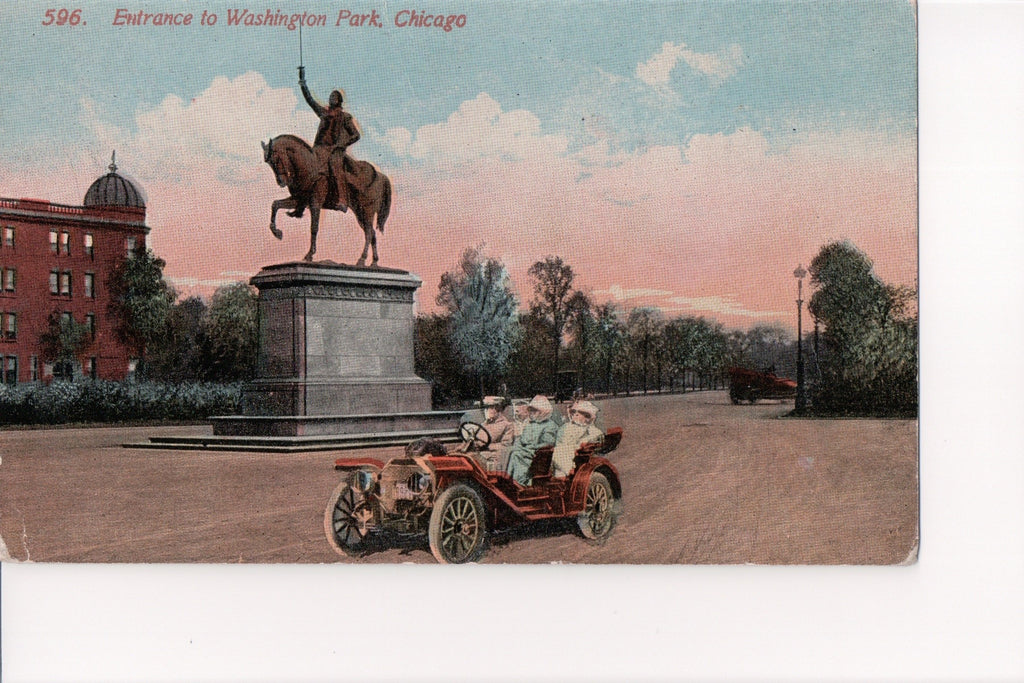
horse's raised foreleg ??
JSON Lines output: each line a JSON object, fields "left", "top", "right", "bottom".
{"left": 270, "top": 197, "right": 296, "bottom": 240}
{"left": 304, "top": 206, "right": 320, "bottom": 262}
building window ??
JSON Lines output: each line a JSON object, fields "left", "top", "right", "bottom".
{"left": 60, "top": 271, "right": 72, "bottom": 296}
{"left": 86, "top": 313, "right": 96, "bottom": 340}
{"left": 86, "top": 357, "right": 97, "bottom": 380}
{"left": 30, "top": 355, "right": 38, "bottom": 382}
{"left": 127, "top": 358, "right": 139, "bottom": 381}
{"left": 4, "top": 227, "right": 13, "bottom": 248}
{"left": 4, "top": 356, "right": 16, "bottom": 384}
{"left": 50, "top": 270, "right": 59, "bottom": 294}
{"left": 126, "top": 236, "right": 137, "bottom": 258}
{"left": 54, "top": 359, "right": 74, "bottom": 381}
{"left": 5, "top": 312, "right": 15, "bottom": 340}
{"left": 50, "top": 230, "right": 58, "bottom": 253}
{"left": 60, "top": 230, "right": 70, "bottom": 255}
{"left": 61, "top": 311, "right": 73, "bottom": 326}
{"left": 84, "top": 233, "right": 94, "bottom": 258}
{"left": 84, "top": 272, "right": 95, "bottom": 298}
{"left": 4, "top": 267, "right": 15, "bottom": 292}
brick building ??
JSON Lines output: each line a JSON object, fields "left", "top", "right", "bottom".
{"left": 0, "top": 154, "right": 149, "bottom": 383}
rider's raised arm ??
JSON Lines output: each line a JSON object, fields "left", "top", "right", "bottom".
{"left": 299, "top": 70, "right": 325, "bottom": 117}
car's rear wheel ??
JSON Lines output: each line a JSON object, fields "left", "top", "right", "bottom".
{"left": 428, "top": 483, "right": 488, "bottom": 564}
{"left": 577, "top": 472, "right": 619, "bottom": 543}
{"left": 324, "top": 476, "right": 374, "bottom": 557}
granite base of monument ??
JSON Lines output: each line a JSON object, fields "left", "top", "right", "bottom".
{"left": 130, "top": 261, "right": 462, "bottom": 452}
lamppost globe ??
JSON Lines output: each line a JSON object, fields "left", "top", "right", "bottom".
{"left": 794, "top": 264, "right": 807, "bottom": 413}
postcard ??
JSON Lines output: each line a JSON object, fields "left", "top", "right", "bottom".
{"left": 0, "top": 0, "right": 917, "bottom": 565}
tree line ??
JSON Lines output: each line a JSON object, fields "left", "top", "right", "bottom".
{"left": 69, "top": 240, "right": 916, "bottom": 417}
{"left": 418, "top": 242, "right": 917, "bottom": 417}
{"left": 415, "top": 246, "right": 797, "bottom": 408}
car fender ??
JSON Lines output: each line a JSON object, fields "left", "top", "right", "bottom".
{"left": 568, "top": 457, "right": 622, "bottom": 511}
{"left": 425, "top": 455, "right": 527, "bottom": 521}
{"left": 334, "top": 456, "right": 386, "bottom": 471}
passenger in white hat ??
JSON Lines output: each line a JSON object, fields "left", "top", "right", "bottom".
{"left": 505, "top": 395, "right": 558, "bottom": 485}
{"left": 551, "top": 400, "right": 604, "bottom": 477}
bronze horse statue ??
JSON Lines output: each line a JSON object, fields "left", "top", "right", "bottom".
{"left": 261, "top": 134, "right": 392, "bottom": 265}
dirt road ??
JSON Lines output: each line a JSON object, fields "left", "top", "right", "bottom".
{"left": 0, "top": 391, "right": 917, "bottom": 564}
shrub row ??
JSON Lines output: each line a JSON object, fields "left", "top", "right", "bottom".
{"left": 0, "top": 380, "right": 242, "bottom": 426}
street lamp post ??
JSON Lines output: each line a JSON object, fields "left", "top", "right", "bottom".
{"left": 794, "top": 264, "right": 807, "bottom": 413}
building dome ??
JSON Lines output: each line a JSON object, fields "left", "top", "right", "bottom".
{"left": 83, "top": 151, "right": 146, "bottom": 209}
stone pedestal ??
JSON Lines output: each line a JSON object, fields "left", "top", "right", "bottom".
{"left": 207, "top": 261, "right": 459, "bottom": 441}
{"left": 239, "top": 261, "right": 432, "bottom": 417}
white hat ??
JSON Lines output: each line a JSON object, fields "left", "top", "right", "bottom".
{"left": 481, "top": 396, "right": 505, "bottom": 408}
{"left": 527, "top": 395, "right": 553, "bottom": 420}
{"left": 571, "top": 400, "right": 598, "bottom": 417}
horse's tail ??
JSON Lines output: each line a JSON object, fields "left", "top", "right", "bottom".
{"left": 376, "top": 175, "right": 392, "bottom": 233}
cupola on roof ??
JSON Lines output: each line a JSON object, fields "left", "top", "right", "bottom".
{"left": 83, "top": 151, "right": 146, "bottom": 209}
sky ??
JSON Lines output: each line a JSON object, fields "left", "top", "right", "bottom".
{"left": 0, "top": 0, "right": 917, "bottom": 332}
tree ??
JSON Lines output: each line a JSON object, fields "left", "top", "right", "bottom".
{"left": 527, "top": 256, "right": 576, "bottom": 395}
{"left": 415, "top": 313, "right": 477, "bottom": 407}
{"left": 565, "top": 291, "right": 595, "bottom": 394}
{"left": 624, "top": 307, "right": 664, "bottom": 393}
{"left": 808, "top": 240, "right": 918, "bottom": 415}
{"left": 663, "top": 315, "right": 726, "bottom": 390}
{"left": 593, "top": 303, "right": 624, "bottom": 395}
{"left": 106, "top": 248, "right": 176, "bottom": 365}
{"left": 437, "top": 247, "right": 521, "bottom": 401}
{"left": 202, "top": 282, "right": 259, "bottom": 381}
{"left": 38, "top": 311, "right": 91, "bottom": 379}
{"left": 146, "top": 296, "right": 208, "bottom": 381}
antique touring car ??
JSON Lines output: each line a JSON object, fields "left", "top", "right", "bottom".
{"left": 324, "top": 422, "right": 623, "bottom": 563}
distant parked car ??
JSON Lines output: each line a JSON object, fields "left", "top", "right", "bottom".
{"left": 728, "top": 366, "right": 797, "bottom": 404}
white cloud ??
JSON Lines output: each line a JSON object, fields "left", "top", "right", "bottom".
{"left": 666, "top": 295, "right": 783, "bottom": 319}
{"left": 636, "top": 41, "right": 744, "bottom": 94}
{"left": 385, "top": 93, "right": 569, "bottom": 168}
{"left": 80, "top": 71, "right": 318, "bottom": 185}
{"left": 597, "top": 284, "right": 674, "bottom": 301}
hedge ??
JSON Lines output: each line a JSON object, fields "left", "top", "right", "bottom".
{"left": 0, "top": 380, "right": 242, "bottom": 426}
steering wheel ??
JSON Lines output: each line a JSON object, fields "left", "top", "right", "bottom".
{"left": 459, "top": 421, "right": 492, "bottom": 451}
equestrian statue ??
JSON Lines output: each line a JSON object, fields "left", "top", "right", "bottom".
{"left": 263, "top": 65, "right": 392, "bottom": 265}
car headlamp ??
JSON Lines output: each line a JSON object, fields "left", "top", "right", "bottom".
{"left": 354, "top": 470, "right": 376, "bottom": 493}
{"left": 407, "top": 472, "right": 431, "bottom": 494}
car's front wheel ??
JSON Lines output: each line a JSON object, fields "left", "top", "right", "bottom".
{"left": 577, "top": 472, "right": 619, "bottom": 543}
{"left": 428, "top": 483, "right": 488, "bottom": 564}
{"left": 324, "top": 476, "right": 375, "bottom": 557}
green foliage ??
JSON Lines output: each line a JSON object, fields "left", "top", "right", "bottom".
{"left": 624, "top": 307, "right": 665, "bottom": 393}
{"left": 38, "top": 311, "right": 92, "bottom": 365}
{"left": 527, "top": 256, "right": 577, "bottom": 393}
{"left": 106, "top": 248, "right": 177, "bottom": 358}
{"left": 437, "top": 247, "right": 520, "bottom": 397}
{"left": 0, "top": 380, "right": 241, "bottom": 426}
{"left": 414, "top": 313, "right": 478, "bottom": 408}
{"left": 146, "top": 296, "right": 208, "bottom": 381}
{"left": 145, "top": 284, "right": 258, "bottom": 383}
{"left": 808, "top": 240, "right": 918, "bottom": 415}
{"left": 203, "top": 283, "right": 258, "bottom": 381}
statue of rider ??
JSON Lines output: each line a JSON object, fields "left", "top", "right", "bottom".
{"left": 296, "top": 66, "right": 362, "bottom": 215}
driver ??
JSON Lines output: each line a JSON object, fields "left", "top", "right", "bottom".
{"left": 475, "top": 396, "right": 515, "bottom": 471}
{"left": 551, "top": 400, "right": 604, "bottom": 477}
{"left": 505, "top": 395, "right": 558, "bottom": 485}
